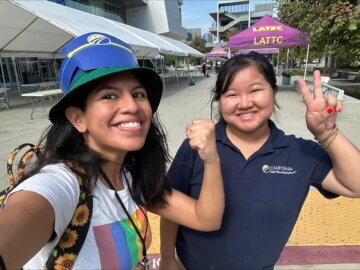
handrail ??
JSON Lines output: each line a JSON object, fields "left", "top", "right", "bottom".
{"left": 322, "top": 83, "right": 344, "bottom": 101}
{"left": 304, "top": 80, "right": 344, "bottom": 101}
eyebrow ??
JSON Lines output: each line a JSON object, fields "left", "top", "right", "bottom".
{"left": 96, "top": 83, "right": 145, "bottom": 92}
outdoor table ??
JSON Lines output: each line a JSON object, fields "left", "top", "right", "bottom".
{"left": 21, "top": 89, "right": 63, "bottom": 119}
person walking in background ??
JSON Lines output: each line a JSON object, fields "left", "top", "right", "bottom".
{"left": 202, "top": 61, "right": 207, "bottom": 77}
{"left": 0, "top": 32, "right": 224, "bottom": 270}
{"left": 160, "top": 52, "right": 360, "bottom": 270}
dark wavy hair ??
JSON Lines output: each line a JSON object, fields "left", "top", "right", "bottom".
{"left": 210, "top": 52, "right": 279, "bottom": 119}
{"left": 24, "top": 73, "right": 171, "bottom": 208}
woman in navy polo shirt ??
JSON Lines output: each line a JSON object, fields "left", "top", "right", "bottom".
{"left": 160, "top": 52, "right": 360, "bottom": 270}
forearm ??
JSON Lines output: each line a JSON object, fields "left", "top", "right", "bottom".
{"left": 160, "top": 218, "right": 179, "bottom": 259}
{"left": 0, "top": 192, "right": 55, "bottom": 269}
{"left": 194, "top": 158, "right": 224, "bottom": 230}
{"left": 152, "top": 158, "right": 223, "bottom": 231}
{"left": 325, "top": 131, "right": 360, "bottom": 196}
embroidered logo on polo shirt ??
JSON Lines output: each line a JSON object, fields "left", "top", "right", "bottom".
{"left": 262, "top": 164, "right": 297, "bottom": 174}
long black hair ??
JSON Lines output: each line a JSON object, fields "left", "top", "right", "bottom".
{"left": 24, "top": 73, "right": 171, "bottom": 208}
{"left": 210, "top": 52, "right": 279, "bottom": 119}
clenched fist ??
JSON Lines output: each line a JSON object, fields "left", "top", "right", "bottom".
{"left": 186, "top": 119, "right": 219, "bottom": 163}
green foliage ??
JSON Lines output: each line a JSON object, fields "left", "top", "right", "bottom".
{"left": 275, "top": 0, "right": 360, "bottom": 67}
{"left": 189, "top": 36, "right": 207, "bottom": 53}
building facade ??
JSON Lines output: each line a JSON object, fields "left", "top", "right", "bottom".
{"left": 186, "top": 28, "right": 202, "bottom": 42}
{"left": 209, "top": 0, "right": 275, "bottom": 44}
{"left": 52, "top": 0, "right": 186, "bottom": 40}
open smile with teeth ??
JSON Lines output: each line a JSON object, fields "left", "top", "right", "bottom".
{"left": 117, "top": 121, "right": 141, "bottom": 128}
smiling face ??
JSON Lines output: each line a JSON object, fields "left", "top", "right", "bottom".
{"left": 65, "top": 71, "right": 152, "bottom": 162}
{"left": 219, "top": 65, "right": 275, "bottom": 136}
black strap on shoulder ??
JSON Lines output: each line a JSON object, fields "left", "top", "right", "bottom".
{"left": 45, "top": 164, "right": 93, "bottom": 269}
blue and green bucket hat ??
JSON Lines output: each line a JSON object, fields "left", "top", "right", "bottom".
{"left": 49, "top": 32, "right": 163, "bottom": 122}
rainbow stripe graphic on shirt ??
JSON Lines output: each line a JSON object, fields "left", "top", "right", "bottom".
{"left": 93, "top": 208, "right": 151, "bottom": 270}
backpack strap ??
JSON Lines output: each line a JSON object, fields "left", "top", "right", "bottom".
{"left": 1, "top": 143, "right": 41, "bottom": 208}
{"left": 45, "top": 164, "right": 93, "bottom": 270}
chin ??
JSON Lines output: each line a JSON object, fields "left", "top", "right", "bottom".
{"left": 121, "top": 141, "right": 146, "bottom": 152}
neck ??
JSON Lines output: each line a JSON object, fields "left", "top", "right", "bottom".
{"left": 226, "top": 122, "right": 270, "bottom": 159}
{"left": 101, "top": 162, "right": 124, "bottom": 191}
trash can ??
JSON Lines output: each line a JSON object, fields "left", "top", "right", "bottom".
{"left": 282, "top": 72, "right": 291, "bottom": 85}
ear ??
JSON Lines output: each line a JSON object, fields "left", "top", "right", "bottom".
{"left": 65, "top": 106, "right": 88, "bottom": 133}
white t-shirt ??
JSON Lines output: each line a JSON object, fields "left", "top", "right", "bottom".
{"left": 6, "top": 163, "right": 151, "bottom": 270}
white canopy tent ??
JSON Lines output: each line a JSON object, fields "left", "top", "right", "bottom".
{"left": 0, "top": 0, "right": 203, "bottom": 91}
{"left": 0, "top": 0, "right": 201, "bottom": 58}
{"left": 161, "top": 36, "right": 204, "bottom": 58}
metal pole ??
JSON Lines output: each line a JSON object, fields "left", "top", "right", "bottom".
{"left": 0, "top": 55, "right": 6, "bottom": 88}
{"left": 160, "top": 54, "right": 165, "bottom": 92}
{"left": 286, "top": 48, "right": 290, "bottom": 72}
{"left": 303, "top": 44, "right": 310, "bottom": 80}
{"left": 216, "top": 2, "right": 220, "bottom": 44}
{"left": 277, "top": 50, "right": 280, "bottom": 75}
{"left": 248, "top": 0, "right": 251, "bottom": 27}
{"left": 11, "top": 57, "right": 21, "bottom": 95}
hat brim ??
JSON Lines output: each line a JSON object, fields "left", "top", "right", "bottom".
{"left": 49, "top": 66, "right": 163, "bottom": 122}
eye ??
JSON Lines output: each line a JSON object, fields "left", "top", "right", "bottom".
{"left": 103, "top": 94, "right": 117, "bottom": 100}
{"left": 251, "top": 88, "right": 262, "bottom": 93}
{"left": 224, "top": 92, "right": 236, "bottom": 98}
{"left": 133, "top": 89, "right": 148, "bottom": 99}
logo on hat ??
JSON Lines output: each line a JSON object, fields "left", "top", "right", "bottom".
{"left": 67, "top": 33, "right": 132, "bottom": 58}
{"left": 87, "top": 34, "right": 110, "bottom": 45}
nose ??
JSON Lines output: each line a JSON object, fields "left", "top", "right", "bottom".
{"left": 236, "top": 94, "right": 253, "bottom": 109}
{"left": 118, "top": 92, "right": 139, "bottom": 114}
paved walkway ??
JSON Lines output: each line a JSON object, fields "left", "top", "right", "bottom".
{"left": 0, "top": 74, "right": 359, "bottom": 269}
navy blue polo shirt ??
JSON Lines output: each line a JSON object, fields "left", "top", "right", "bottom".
{"left": 167, "top": 119, "right": 335, "bottom": 270}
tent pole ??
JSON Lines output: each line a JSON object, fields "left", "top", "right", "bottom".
{"left": 0, "top": 55, "right": 6, "bottom": 88}
{"left": 286, "top": 48, "right": 290, "bottom": 72}
{"left": 176, "top": 56, "right": 179, "bottom": 89}
{"left": 248, "top": 0, "right": 251, "bottom": 27}
{"left": 11, "top": 57, "right": 21, "bottom": 95}
{"left": 216, "top": 3, "right": 220, "bottom": 44}
{"left": 160, "top": 54, "right": 166, "bottom": 93}
{"left": 303, "top": 44, "right": 310, "bottom": 80}
{"left": 53, "top": 54, "right": 58, "bottom": 82}
{"left": 277, "top": 50, "right": 280, "bottom": 76}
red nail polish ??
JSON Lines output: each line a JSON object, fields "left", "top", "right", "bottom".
{"left": 326, "top": 107, "right": 334, "bottom": 114}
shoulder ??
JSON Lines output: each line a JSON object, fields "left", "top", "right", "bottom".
{"left": 8, "top": 163, "right": 80, "bottom": 211}
{"left": 269, "top": 121, "right": 319, "bottom": 150}
{"left": 16, "top": 163, "right": 79, "bottom": 192}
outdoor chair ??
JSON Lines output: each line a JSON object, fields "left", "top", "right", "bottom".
{"left": 0, "top": 87, "right": 10, "bottom": 110}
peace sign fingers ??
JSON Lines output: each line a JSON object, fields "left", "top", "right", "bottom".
{"left": 312, "top": 70, "right": 324, "bottom": 100}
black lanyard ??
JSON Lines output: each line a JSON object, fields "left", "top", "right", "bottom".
{"left": 0, "top": 254, "right": 6, "bottom": 270}
{"left": 99, "top": 169, "right": 150, "bottom": 270}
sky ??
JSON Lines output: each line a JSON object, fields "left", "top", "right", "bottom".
{"left": 182, "top": 0, "right": 276, "bottom": 35}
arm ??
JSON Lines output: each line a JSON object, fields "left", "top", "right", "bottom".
{"left": 0, "top": 191, "right": 54, "bottom": 269}
{"left": 159, "top": 218, "right": 180, "bottom": 270}
{"left": 299, "top": 70, "right": 360, "bottom": 198}
{"left": 150, "top": 119, "right": 224, "bottom": 231}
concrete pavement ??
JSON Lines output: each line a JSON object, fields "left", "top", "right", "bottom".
{"left": 0, "top": 73, "right": 359, "bottom": 269}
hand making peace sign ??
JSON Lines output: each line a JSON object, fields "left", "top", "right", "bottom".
{"left": 298, "top": 70, "right": 343, "bottom": 142}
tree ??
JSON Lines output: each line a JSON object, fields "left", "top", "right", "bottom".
{"left": 275, "top": 0, "right": 360, "bottom": 70}
{"left": 189, "top": 36, "right": 207, "bottom": 53}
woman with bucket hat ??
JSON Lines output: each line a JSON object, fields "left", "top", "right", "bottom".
{"left": 0, "top": 32, "right": 224, "bottom": 270}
